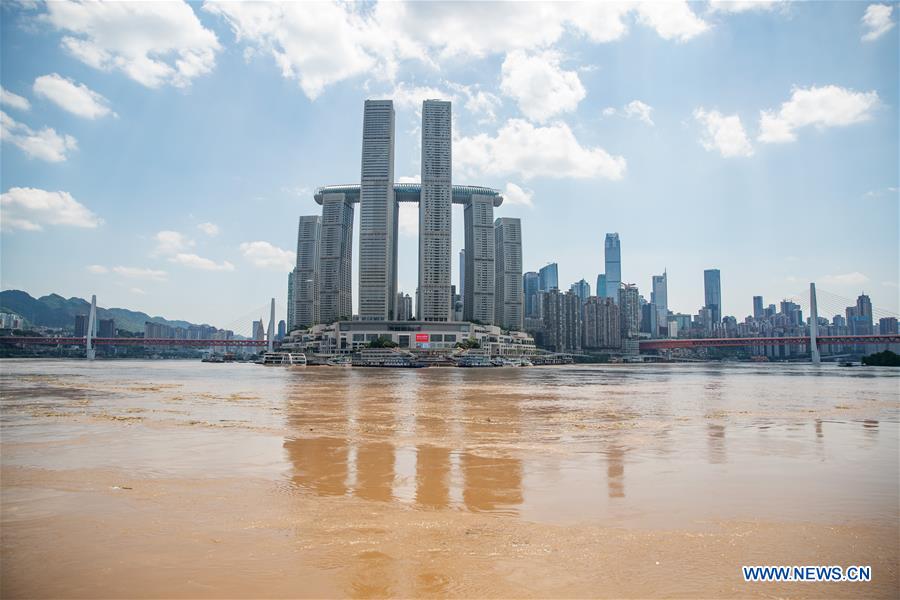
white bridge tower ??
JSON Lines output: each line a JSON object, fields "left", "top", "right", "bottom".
{"left": 809, "top": 282, "right": 821, "bottom": 364}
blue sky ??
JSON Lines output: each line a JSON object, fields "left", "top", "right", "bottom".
{"left": 1, "top": 1, "right": 897, "bottom": 330}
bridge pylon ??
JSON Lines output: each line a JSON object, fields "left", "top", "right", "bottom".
{"left": 86, "top": 294, "right": 97, "bottom": 361}
{"left": 809, "top": 282, "right": 820, "bottom": 364}
{"left": 266, "top": 298, "right": 275, "bottom": 353}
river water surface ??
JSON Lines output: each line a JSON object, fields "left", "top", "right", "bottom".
{"left": 1, "top": 360, "right": 898, "bottom": 598}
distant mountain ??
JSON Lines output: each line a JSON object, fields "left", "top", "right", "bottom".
{"left": 0, "top": 290, "right": 215, "bottom": 334}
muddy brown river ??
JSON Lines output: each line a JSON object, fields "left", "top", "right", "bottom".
{"left": 1, "top": 359, "right": 898, "bottom": 598}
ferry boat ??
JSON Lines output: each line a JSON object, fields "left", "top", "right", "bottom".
{"left": 326, "top": 355, "right": 352, "bottom": 367}
{"left": 352, "top": 348, "right": 426, "bottom": 368}
{"left": 457, "top": 355, "right": 495, "bottom": 368}
{"left": 201, "top": 354, "right": 225, "bottom": 363}
{"left": 260, "top": 351, "right": 307, "bottom": 366}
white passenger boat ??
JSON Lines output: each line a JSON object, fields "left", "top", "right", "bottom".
{"left": 260, "top": 352, "right": 307, "bottom": 366}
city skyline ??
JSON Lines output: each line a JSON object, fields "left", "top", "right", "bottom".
{"left": 1, "top": 1, "right": 897, "bottom": 329}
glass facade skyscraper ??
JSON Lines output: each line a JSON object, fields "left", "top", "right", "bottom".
{"left": 538, "top": 263, "right": 558, "bottom": 291}
{"left": 703, "top": 269, "right": 722, "bottom": 324}
{"left": 419, "top": 100, "right": 452, "bottom": 321}
{"left": 604, "top": 233, "right": 621, "bottom": 302}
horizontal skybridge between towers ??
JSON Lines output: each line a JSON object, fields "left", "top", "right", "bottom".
{"left": 314, "top": 183, "right": 504, "bottom": 206}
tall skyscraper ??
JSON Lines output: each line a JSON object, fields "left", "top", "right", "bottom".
{"left": 523, "top": 271, "right": 539, "bottom": 318}
{"left": 286, "top": 271, "right": 295, "bottom": 331}
{"left": 494, "top": 217, "right": 523, "bottom": 331}
{"left": 619, "top": 283, "right": 640, "bottom": 338}
{"left": 459, "top": 249, "right": 466, "bottom": 300}
{"left": 604, "top": 233, "right": 621, "bottom": 302}
{"left": 596, "top": 274, "right": 607, "bottom": 299}
{"left": 538, "top": 263, "right": 558, "bottom": 291}
{"left": 464, "top": 194, "right": 495, "bottom": 324}
{"left": 651, "top": 272, "right": 668, "bottom": 336}
{"left": 294, "top": 215, "right": 321, "bottom": 328}
{"left": 540, "top": 289, "right": 582, "bottom": 353}
{"left": 752, "top": 296, "right": 764, "bottom": 320}
{"left": 569, "top": 279, "right": 590, "bottom": 303}
{"left": 359, "top": 99, "right": 397, "bottom": 320}
{"left": 419, "top": 99, "right": 452, "bottom": 321}
{"left": 703, "top": 269, "right": 721, "bottom": 323}
{"left": 583, "top": 296, "right": 620, "bottom": 349}
{"left": 318, "top": 191, "right": 354, "bottom": 323}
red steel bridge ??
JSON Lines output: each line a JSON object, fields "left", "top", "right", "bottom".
{"left": 639, "top": 334, "right": 900, "bottom": 350}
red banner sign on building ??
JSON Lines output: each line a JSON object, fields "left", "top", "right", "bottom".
{"left": 415, "top": 333, "right": 429, "bottom": 343}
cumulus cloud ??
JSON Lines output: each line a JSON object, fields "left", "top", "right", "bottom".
{"left": 1, "top": 187, "right": 102, "bottom": 231}
{"left": 1, "top": 110, "right": 77, "bottom": 162}
{"left": 153, "top": 230, "right": 194, "bottom": 256}
{"left": 707, "top": 1, "right": 784, "bottom": 14}
{"left": 605, "top": 100, "right": 655, "bottom": 125}
{"left": 758, "top": 85, "right": 880, "bottom": 143}
{"left": 500, "top": 50, "right": 585, "bottom": 122}
{"left": 170, "top": 253, "right": 234, "bottom": 271}
{"left": 41, "top": 0, "right": 220, "bottom": 88}
{"left": 390, "top": 81, "right": 500, "bottom": 123}
{"left": 86, "top": 264, "right": 108, "bottom": 274}
{"left": 33, "top": 73, "right": 113, "bottom": 119}
{"left": 455, "top": 119, "right": 626, "bottom": 180}
{"left": 861, "top": 4, "right": 895, "bottom": 41}
{"left": 635, "top": 2, "right": 710, "bottom": 42}
{"left": 0, "top": 86, "right": 30, "bottom": 111}
{"left": 239, "top": 241, "right": 294, "bottom": 270}
{"left": 111, "top": 266, "right": 168, "bottom": 281}
{"left": 197, "top": 222, "right": 220, "bottom": 236}
{"left": 206, "top": 1, "right": 709, "bottom": 99}
{"left": 820, "top": 272, "right": 870, "bottom": 286}
{"left": 693, "top": 108, "right": 754, "bottom": 157}
{"left": 503, "top": 182, "right": 535, "bottom": 208}
{"left": 129, "top": 287, "right": 147, "bottom": 295}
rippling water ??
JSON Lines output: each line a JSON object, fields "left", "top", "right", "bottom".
{"left": 2, "top": 360, "right": 898, "bottom": 598}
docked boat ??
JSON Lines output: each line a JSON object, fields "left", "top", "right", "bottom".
{"left": 326, "top": 355, "right": 352, "bottom": 367}
{"left": 352, "top": 348, "right": 426, "bottom": 368}
{"left": 260, "top": 351, "right": 307, "bottom": 366}
{"left": 201, "top": 354, "right": 224, "bottom": 363}
{"left": 457, "top": 355, "right": 495, "bottom": 368}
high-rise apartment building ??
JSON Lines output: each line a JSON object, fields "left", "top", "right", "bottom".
{"left": 538, "top": 263, "right": 558, "bottom": 291}
{"left": 569, "top": 279, "right": 591, "bottom": 303}
{"left": 619, "top": 284, "right": 640, "bottom": 338}
{"left": 396, "top": 292, "right": 413, "bottom": 321}
{"left": 597, "top": 274, "right": 607, "bottom": 299}
{"left": 294, "top": 215, "right": 321, "bottom": 328}
{"left": 419, "top": 100, "right": 453, "bottom": 321}
{"left": 463, "top": 194, "right": 495, "bottom": 324}
{"left": 583, "top": 296, "right": 620, "bottom": 349}
{"left": 494, "top": 217, "right": 523, "bottom": 331}
{"left": 459, "top": 249, "right": 466, "bottom": 300}
{"left": 98, "top": 318, "right": 115, "bottom": 338}
{"left": 703, "top": 269, "right": 722, "bottom": 324}
{"left": 540, "top": 289, "right": 582, "bottom": 353}
{"left": 523, "top": 271, "right": 539, "bottom": 318}
{"left": 753, "top": 295, "right": 764, "bottom": 320}
{"left": 359, "top": 99, "right": 397, "bottom": 320}
{"left": 318, "top": 191, "right": 354, "bottom": 323}
{"left": 605, "top": 233, "right": 621, "bottom": 302}
{"left": 651, "top": 272, "right": 668, "bottom": 336}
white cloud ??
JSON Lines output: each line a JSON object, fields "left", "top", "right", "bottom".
{"left": 397, "top": 175, "right": 421, "bottom": 184}
{"left": 0, "top": 86, "right": 30, "bottom": 111}
{"left": 1, "top": 187, "right": 102, "bottom": 231}
{"left": 707, "top": 1, "right": 784, "bottom": 14}
{"left": 500, "top": 50, "right": 585, "bottom": 122}
{"left": 33, "top": 73, "right": 113, "bottom": 119}
{"left": 153, "top": 230, "right": 194, "bottom": 256}
{"left": 820, "top": 272, "right": 870, "bottom": 286}
{"left": 170, "top": 253, "right": 234, "bottom": 271}
{"left": 882, "top": 281, "right": 899, "bottom": 289}
{"left": 111, "top": 266, "right": 168, "bottom": 281}
{"left": 693, "top": 108, "right": 754, "bottom": 157}
{"left": 42, "top": 0, "right": 220, "bottom": 88}
{"left": 197, "top": 222, "right": 220, "bottom": 236}
{"left": 862, "top": 4, "right": 895, "bottom": 42}
{"left": 129, "top": 287, "right": 147, "bottom": 295}
{"left": 390, "top": 81, "right": 501, "bottom": 124}
{"left": 86, "top": 264, "right": 108, "bottom": 274}
{"left": 1, "top": 110, "right": 77, "bottom": 162}
{"left": 602, "top": 106, "right": 618, "bottom": 117}
{"left": 398, "top": 203, "right": 418, "bottom": 237}
{"left": 455, "top": 119, "right": 626, "bottom": 180}
{"left": 239, "top": 241, "right": 294, "bottom": 270}
{"left": 758, "top": 85, "right": 880, "bottom": 143}
{"left": 635, "top": 2, "right": 710, "bottom": 42}
{"left": 623, "top": 100, "right": 654, "bottom": 125}
{"left": 206, "top": 2, "right": 708, "bottom": 100}
{"left": 503, "top": 182, "right": 535, "bottom": 208}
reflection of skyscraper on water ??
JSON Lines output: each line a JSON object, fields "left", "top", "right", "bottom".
{"left": 605, "top": 444, "right": 625, "bottom": 498}
{"left": 415, "top": 373, "right": 452, "bottom": 509}
{"left": 285, "top": 436, "right": 349, "bottom": 496}
{"left": 353, "top": 374, "right": 399, "bottom": 502}
{"left": 707, "top": 423, "right": 726, "bottom": 464}
{"left": 460, "top": 379, "right": 523, "bottom": 513}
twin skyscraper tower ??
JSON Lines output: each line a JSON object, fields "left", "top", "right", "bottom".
{"left": 289, "top": 99, "right": 523, "bottom": 332}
